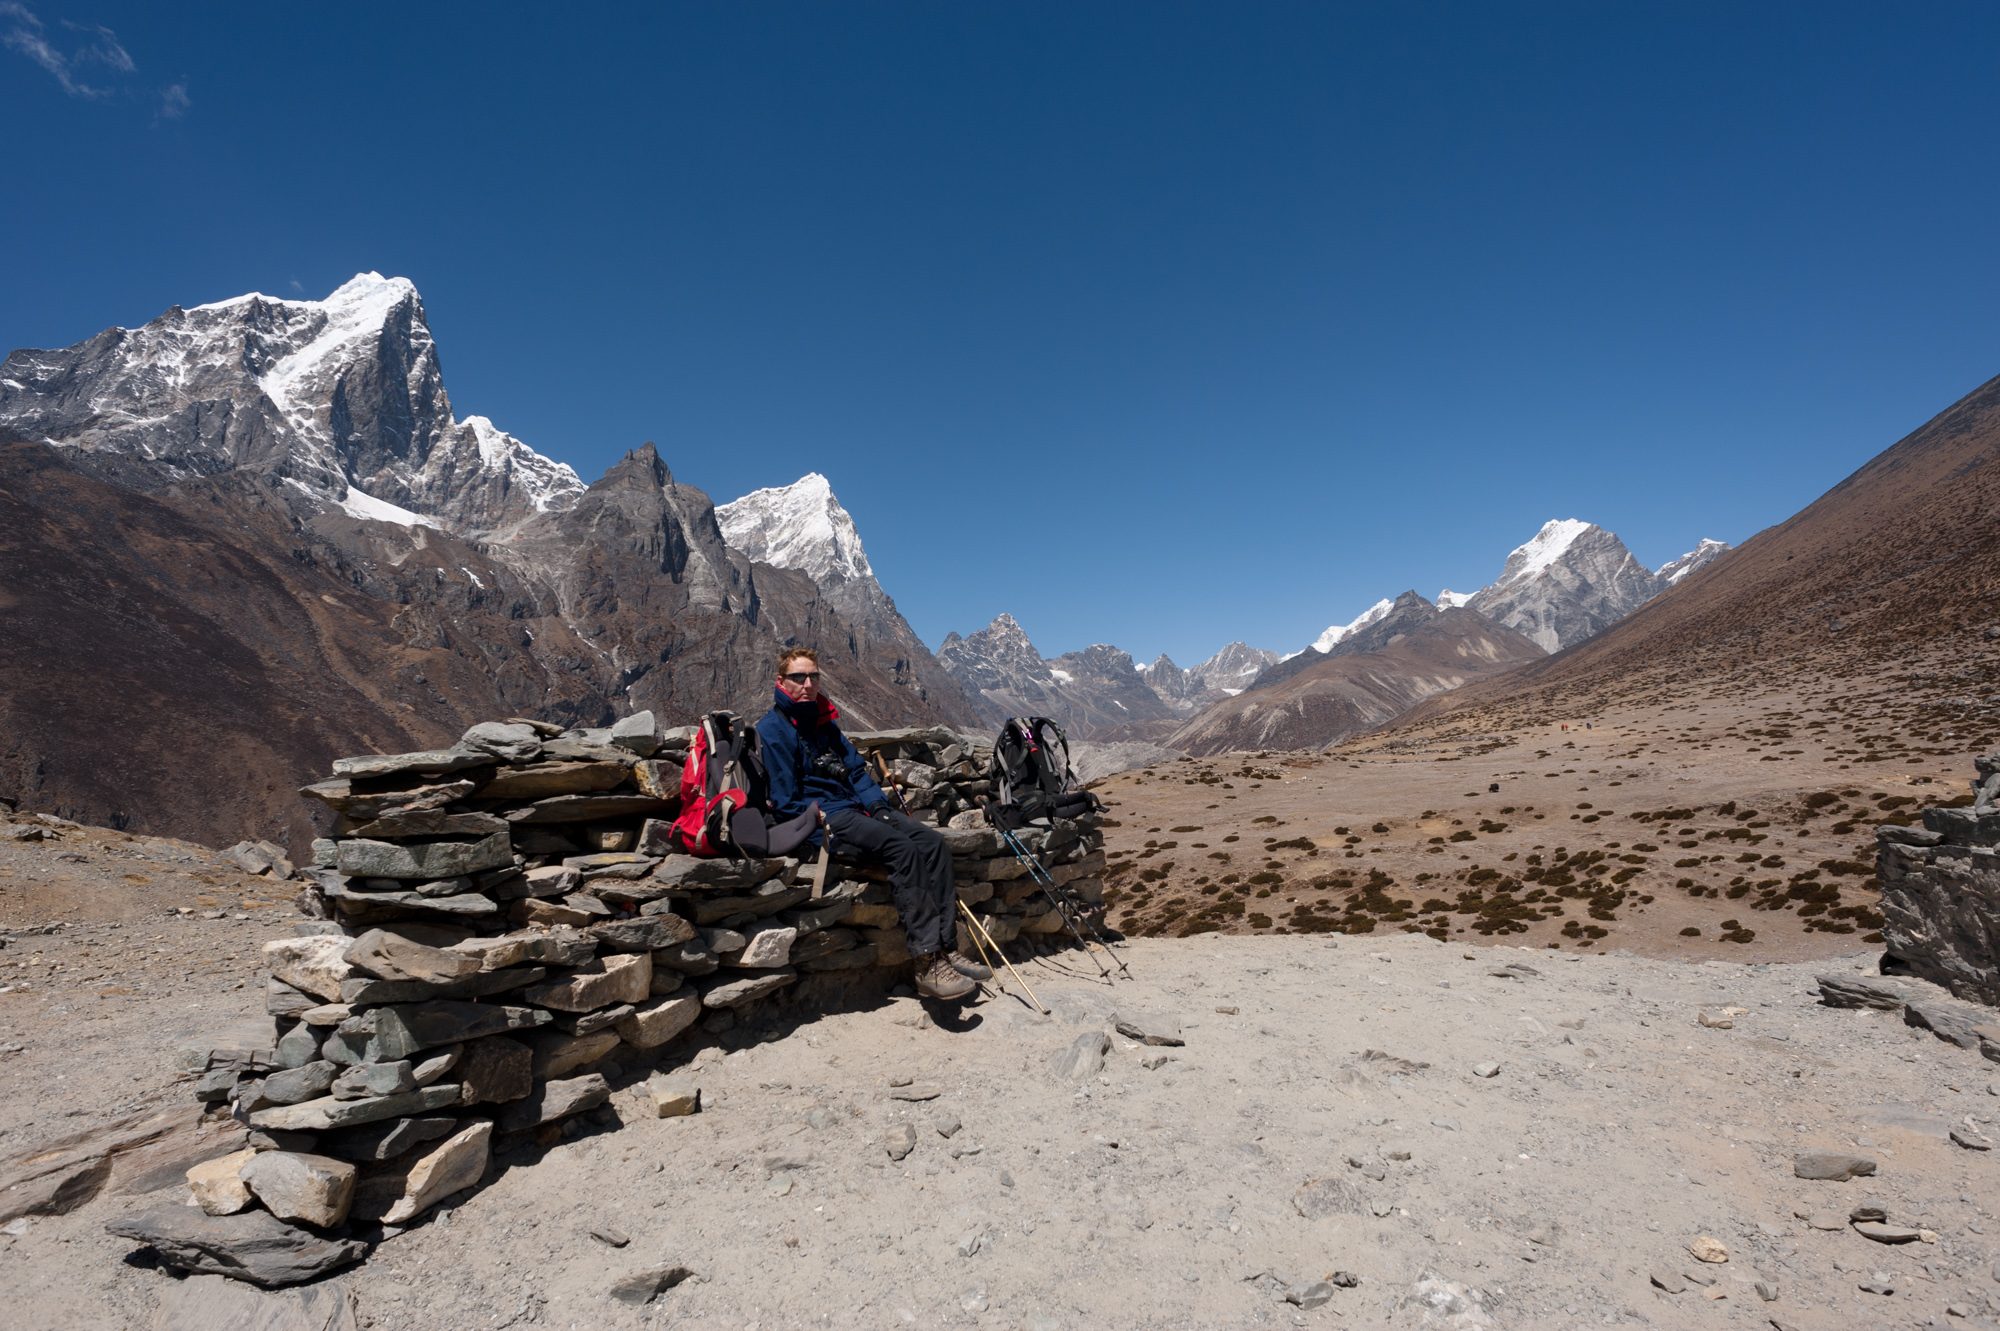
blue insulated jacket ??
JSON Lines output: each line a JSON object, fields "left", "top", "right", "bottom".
{"left": 756, "top": 689, "right": 887, "bottom": 833}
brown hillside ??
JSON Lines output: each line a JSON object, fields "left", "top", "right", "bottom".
{"left": 1096, "top": 371, "right": 1998, "bottom": 960}
{"left": 1372, "top": 370, "right": 2000, "bottom": 751}
{"left": 1169, "top": 604, "right": 1545, "bottom": 755}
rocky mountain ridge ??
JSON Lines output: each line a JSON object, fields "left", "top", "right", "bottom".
{"left": 936, "top": 616, "right": 1180, "bottom": 741}
{"left": 1301, "top": 521, "right": 1730, "bottom": 661}
{"left": 1169, "top": 597, "right": 1546, "bottom": 754}
{"left": 945, "top": 521, "right": 1727, "bottom": 751}
{"left": 0, "top": 273, "right": 586, "bottom": 535}
{"left": 0, "top": 276, "right": 975, "bottom": 846}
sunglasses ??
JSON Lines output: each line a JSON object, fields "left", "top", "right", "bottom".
{"left": 782, "top": 671, "right": 822, "bottom": 683}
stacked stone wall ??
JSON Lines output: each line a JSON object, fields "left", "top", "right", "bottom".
{"left": 170, "top": 711, "right": 1104, "bottom": 1281}
{"left": 1877, "top": 752, "right": 2000, "bottom": 1007}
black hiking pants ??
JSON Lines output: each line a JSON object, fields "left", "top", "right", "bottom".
{"left": 825, "top": 807, "right": 956, "bottom": 956}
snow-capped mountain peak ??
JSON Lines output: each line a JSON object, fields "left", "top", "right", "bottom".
{"left": 460, "top": 415, "right": 586, "bottom": 515}
{"left": 716, "top": 472, "right": 875, "bottom": 585}
{"left": 1436, "top": 588, "right": 1473, "bottom": 609}
{"left": 1466, "top": 518, "right": 1660, "bottom": 653}
{"left": 1309, "top": 597, "right": 1396, "bottom": 654}
{"left": 0, "top": 272, "right": 585, "bottom": 532}
{"left": 1657, "top": 537, "right": 1731, "bottom": 585}
{"left": 1496, "top": 518, "right": 1597, "bottom": 585}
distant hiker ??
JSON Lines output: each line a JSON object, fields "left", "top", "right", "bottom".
{"left": 756, "top": 648, "right": 990, "bottom": 1002}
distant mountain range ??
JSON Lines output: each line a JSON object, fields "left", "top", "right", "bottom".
{"left": 0, "top": 271, "right": 1762, "bottom": 846}
{"left": 1169, "top": 593, "right": 1547, "bottom": 755}
{"left": 933, "top": 519, "right": 1730, "bottom": 751}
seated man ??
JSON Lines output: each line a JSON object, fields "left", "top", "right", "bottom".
{"left": 756, "top": 648, "right": 990, "bottom": 1001}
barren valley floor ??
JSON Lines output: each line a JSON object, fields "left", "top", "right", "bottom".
{"left": 1, "top": 747, "right": 1997, "bottom": 1329}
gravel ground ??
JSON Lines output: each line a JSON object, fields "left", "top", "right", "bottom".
{"left": 3, "top": 861, "right": 1997, "bottom": 1331}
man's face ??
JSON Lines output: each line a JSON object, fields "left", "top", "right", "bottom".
{"left": 777, "top": 656, "right": 822, "bottom": 703}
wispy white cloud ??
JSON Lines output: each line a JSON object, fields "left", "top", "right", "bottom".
{"left": 2, "top": 2, "right": 109, "bottom": 97}
{"left": 64, "top": 19, "right": 134, "bottom": 74}
{"left": 3, "top": 3, "right": 184, "bottom": 116}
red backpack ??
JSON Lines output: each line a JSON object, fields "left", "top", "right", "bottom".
{"left": 672, "top": 712, "right": 817, "bottom": 858}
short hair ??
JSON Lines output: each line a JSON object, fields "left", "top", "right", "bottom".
{"left": 777, "top": 646, "right": 820, "bottom": 675}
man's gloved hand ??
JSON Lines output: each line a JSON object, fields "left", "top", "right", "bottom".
{"left": 864, "top": 801, "right": 890, "bottom": 816}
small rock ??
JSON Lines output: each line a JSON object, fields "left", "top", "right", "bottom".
{"left": 960, "top": 1287, "right": 989, "bottom": 1314}
{"left": 644, "top": 1074, "right": 700, "bottom": 1118}
{"left": 591, "top": 1226, "right": 631, "bottom": 1248}
{"left": 609, "top": 1264, "right": 693, "bottom": 1305}
{"left": 1755, "top": 1281, "right": 1778, "bottom": 1301}
{"left": 1050, "top": 1032, "right": 1110, "bottom": 1082}
{"left": 1650, "top": 1271, "right": 1687, "bottom": 1294}
{"left": 1141, "top": 1054, "right": 1170, "bottom": 1071}
{"left": 1950, "top": 1128, "right": 1992, "bottom": 1151}
{"left": 956, "top": 1229, "right": 988, "bottom": 1258}
{"left": 1853, "top": 1221, "right": 1922, "bottom": 1244}
{"left": 886, "top": 1125, "right": 916, "bottom": 1162}
{"left": 1688, "top": 1235, "right": 1728, "bottom": 1263}
{"left": 1697, "top": 1010, "right": 1733, "bottom": 1029}
{"left": 1793, "top": 1152, "right": 1877, "bottom": 1181}
{"left": 1849, "top": 1203, "right": 1889, "bottom": 1223}
{"left": 1472, "top": 1062, "right": 1501, "bottom": 1079}
{"left": 239, "top": 1152, "right": 356, "bottom": 1228}
{"left": 374, "top": 1122, "right": 493, "bottom": 1225}
{"left": 888, "top": 1083, "right": 943, "bottom": 1102}
{"left": 1286, "top": 1281, "right": 1334, "bottom": 1309}
{"left": 932, "top": 1113, "right": 962, "bottom": 1139}
{"left": 1214, "top": 1005, "right": 1238, "bottom": 1015}
{"left": 186, "top": 1149, "right": 258, "bottom": 1216}
{"left": 1113, "top": 1018, "right": 1185, "bottom": 1047}
{"left": 1858, "top": 1279, "right": 1894, "bottom": 1296}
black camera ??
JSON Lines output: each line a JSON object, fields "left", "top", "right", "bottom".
{"left": 811, "top": 749, "right": 847, "bottom": 780}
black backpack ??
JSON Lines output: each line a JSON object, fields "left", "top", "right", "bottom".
{"left": 986, "top": 716, "right": 1101, "bottom": 831}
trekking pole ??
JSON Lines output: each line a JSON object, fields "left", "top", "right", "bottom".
{"left": 980, "top": 791, "right": 1120, "bottom": 971}
{"left": 958, "top": 899, "right": 1046, "bottom": 1014}
{"left": 868, "top": 751, "right": 910, "bottom": 814}
{"left": 998, "top": 823, "right": 1131, "bottom": 979}
{"left": 993, "top": 822, "right": 1126, "bottom": 982}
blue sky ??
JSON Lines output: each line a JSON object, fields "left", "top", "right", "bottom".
{"left": 5, "top": 3, "right": 1998, "bottom": 667}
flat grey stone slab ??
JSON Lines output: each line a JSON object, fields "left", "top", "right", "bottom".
{"left": 331, "top": 749, "right": 493, "bottom": 779}
{"left": 246, "top": 1084, "right": 462, "bottom": 1132}
{"left": 105, "top": 1205, "right": 368, "bottom": 1287}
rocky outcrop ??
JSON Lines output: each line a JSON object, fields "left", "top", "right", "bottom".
{"left": 125, "top": 713, "right": 1108, "bottom": 1284}
{"left": 1878, "top": 753, "right": 2000, "bottom": 1006}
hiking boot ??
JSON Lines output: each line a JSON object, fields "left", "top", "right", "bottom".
{"left": 948, "top": 951, "right": 993, "bottom": 981}
{"left": 914, "top": 952, "right": 976, "bottom": 1001}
